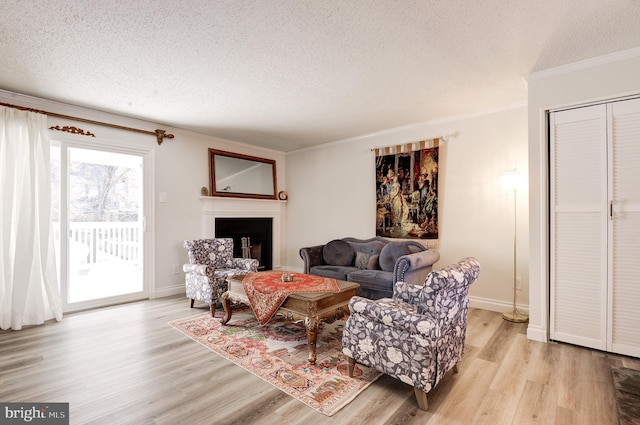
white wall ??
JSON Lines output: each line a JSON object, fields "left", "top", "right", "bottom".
{"left": 526, "top": 48, "right": 640, "bottom": 342}
{"left": 285, "top": 105, "right": 529, "bottom": 312}
{"left": 152, "top": 127, "right": 285, "bottom": 296}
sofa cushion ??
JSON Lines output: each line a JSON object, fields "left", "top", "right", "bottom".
{"left": 355, "top": 252, "right": 380, "bottom": 270}
{"left": 309, "top": 265, "right": 358, "bottom": 281}
{"left": 379, "top": 242, "right": 412, "bottom": 272}
{"left": 322, "top": 239, "right": 354, "bottom": 266}
{"left": 346, "top": 269, "right": 394, "bottom": 298}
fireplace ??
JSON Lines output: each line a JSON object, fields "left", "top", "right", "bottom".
{"left": 215, "top": 217, "right": 273, "bottom": 270}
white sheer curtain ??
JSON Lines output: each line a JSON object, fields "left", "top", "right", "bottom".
{"left": 0, "top": 106, "right": 62, "bottom": 330}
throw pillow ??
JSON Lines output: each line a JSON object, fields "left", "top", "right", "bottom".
{"left": 355, "top": 252, "right": 371, "bottom": 269}
{"left": 322, "top": 239, "right": 355, "bottom": 266}
{"left": 366, "top": 254, "right": 380, "bottom": 270}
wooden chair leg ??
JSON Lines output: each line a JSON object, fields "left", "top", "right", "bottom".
{"left": 190, "top": 299, "right": 194, "bottom": 308}
{"left": 346, "top": 356, "right": 356, "bottom": 377}
{"left": 414, "top": 387, "right": 428, "bottom": 410}
{"left": 210, "top": 303, "right": 216, "bottom": 317}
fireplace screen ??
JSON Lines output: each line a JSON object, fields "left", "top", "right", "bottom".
{"left": 215, "top": 218, "right": 273, "bottom": 270}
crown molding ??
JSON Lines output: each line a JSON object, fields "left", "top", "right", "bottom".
{"left": 289, "top": 101, "right": 527, "bottom": 155}
{"left": 524, "top": 47, "right": 640, "bottom": 83}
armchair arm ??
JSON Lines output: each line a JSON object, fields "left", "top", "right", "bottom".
{"left": 183, "top": 263, "right": 214, "bottom": 277}
{"left": 299, "top": 244, "right": 325, "bottom": 274}
{"left": 417, "top": 257, "right": 480, "bottom": 333}
{"left": 393, "top": 281, "right": 423, "bottom": 305}
{"left": 231, "top": 257, "right": 259, "bottom": 271}
{"left": 348, "top": 296, "right": 438, "bottom": 339}
{"left": 394, "top": 249, "right": 440, "bottom": 286}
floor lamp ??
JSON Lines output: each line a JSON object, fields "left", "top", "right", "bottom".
{"left": 500, "top": 169, "right": 528, "bottom": 323}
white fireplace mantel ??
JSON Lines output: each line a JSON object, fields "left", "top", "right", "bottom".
{"left": 200, "top": 196, "right": 285, "bottom": 268}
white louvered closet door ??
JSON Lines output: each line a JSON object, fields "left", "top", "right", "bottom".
{"left": 550, "top": 98, "right": 640, "bottom": 357}
{"left": 550, "top": 104, "right": 608, "bottom": 351}
{"left": 608, "top": 99, "right": 640, "bottom": 357}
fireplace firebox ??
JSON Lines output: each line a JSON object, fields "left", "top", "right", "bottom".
{"left": 215, "top": 218, "right": 272, "bottom": 270}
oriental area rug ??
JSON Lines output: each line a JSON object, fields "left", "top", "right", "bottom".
{"left": 169, "top": 308, "right": 381, "bottom": 416}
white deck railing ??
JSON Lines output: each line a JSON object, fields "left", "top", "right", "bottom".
{"left": 66, "top": 222, "right": 142, "bottom": 264}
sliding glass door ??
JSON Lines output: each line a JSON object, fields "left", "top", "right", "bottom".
{"left": 51, "top": 142, "right": 149, "bottom": 311}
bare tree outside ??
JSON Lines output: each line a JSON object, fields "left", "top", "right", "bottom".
{"left": 69, "top": 163, "right": 140, "bottom": 223}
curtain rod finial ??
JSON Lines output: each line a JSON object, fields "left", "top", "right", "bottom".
{"left": 155, "top": 129, "right": 175, "bottom": 145}
{"left": 443, "top": 131, "right": 459, "bottom": 142}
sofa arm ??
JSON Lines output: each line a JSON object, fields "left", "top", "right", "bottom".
{"left": 231, "top": 257, "right": 259, "bottom": 271}
{"left": 183, "top": 263, "right": 213, "bottom": 277}
{"left": 299, "top": 244, "right": 325, "bottom": 274}
{"left": 394, "top": 249, "right": 440, "bottom": 286}
{"left": 348, "top": 296, "right": 438, "bottom": 338}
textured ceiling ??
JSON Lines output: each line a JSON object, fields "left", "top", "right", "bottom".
{"left": 1, "top": 1, "right": 640, "bottom": 151}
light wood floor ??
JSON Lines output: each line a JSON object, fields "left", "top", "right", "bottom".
{"left": 1, "top": 296, "right": 638, "bottom": 425}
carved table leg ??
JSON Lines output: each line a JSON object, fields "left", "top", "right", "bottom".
{"left": 305, "top": 316, "right": 319, "bottom": 365}
{"left": 220, "top": 292, "right": 232, "bottom": 325}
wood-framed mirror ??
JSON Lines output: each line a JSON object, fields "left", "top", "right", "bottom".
{"left": 208, "top": 149, "right": 277, "bottom": 200}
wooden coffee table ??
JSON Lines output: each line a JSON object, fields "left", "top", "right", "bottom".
{"left": 220, "top": 274, "right": 359, "bottom": 365}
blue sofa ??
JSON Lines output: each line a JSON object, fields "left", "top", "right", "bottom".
{"left": 299, "top": 236, "right": 440, "bottom": 299}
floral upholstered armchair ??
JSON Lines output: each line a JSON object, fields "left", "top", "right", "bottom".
{"left": 183, "top": 238, "right": 258, "bottom": 316}
{"left": 342, "top": 257, "right": 480, "bottom": 410}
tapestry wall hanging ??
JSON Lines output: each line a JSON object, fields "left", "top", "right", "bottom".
{"left": 375, "top": 138, "right": 439, "bottom": 240}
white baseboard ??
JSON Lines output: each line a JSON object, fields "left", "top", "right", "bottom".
{"left": 152, "top": 284, "right": 184, "bottom": 299}
{"left": 273, "top": 266, "right": 305, "bottom": 273}
{"left": 470, "top": 295, "right": 548, "bottom": 342}
{"left": 468, "top": 295, "right": 529, "bottom": 315}
{"left": 526, "top": 325, "right": 548, "bottom": 342}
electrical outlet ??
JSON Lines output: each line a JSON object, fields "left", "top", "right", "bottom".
{"left": 516, "top": 277, "right": 522, "bottom": 290}
{"left": 173, "top": 264, "right": 180, "bottom": 274}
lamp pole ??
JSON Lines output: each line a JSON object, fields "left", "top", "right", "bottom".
{"left": 503, "top": 181, "right": 528, "bottom": 323}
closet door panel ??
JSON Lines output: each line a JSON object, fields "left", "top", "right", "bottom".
{"left": 553, "top": 213, "right": 606, "bottom": 346}
{"left": 550, "top": 105, "right": 608, "bottom": 350}
{"left": 609, "top": 99, "right": 640, "bottom": 357}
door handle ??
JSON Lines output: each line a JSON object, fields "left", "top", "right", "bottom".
{"left": 609, "top": 200, "right": 613, "bottom": 220}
